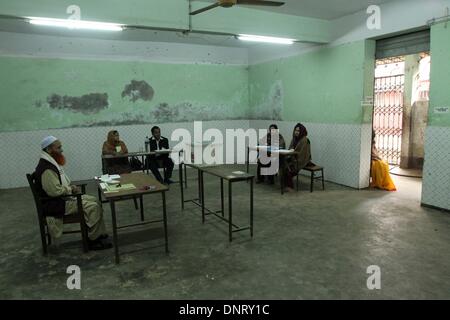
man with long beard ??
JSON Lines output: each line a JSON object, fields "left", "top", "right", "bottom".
{"left": 35, "top": 136, "right": 112, "bottom": 250}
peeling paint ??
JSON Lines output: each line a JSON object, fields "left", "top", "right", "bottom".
{"left": 46, "top": 93, "right": 109, "bottom": 114}
{"left": 121, "top": 80, "right": 154, "bottom": 102}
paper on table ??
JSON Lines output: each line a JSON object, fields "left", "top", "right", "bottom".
{"left": 106, "top": 180, "right": 120, "bottom": 184}
{"left": 100, "top": 174, "right": 121, "bottom": 182}
{"left": 232, "top": 171, "right": 246, "bottom": 174}
{"left": 274, "top": 149, "right": 293, "bottom": 154}
{"left": 105, "top": 183, "right": 136, "bottom": 192}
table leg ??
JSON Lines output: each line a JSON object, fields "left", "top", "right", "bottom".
{"left": 250, "top": 177, "right": 254, "bottom": 238}
{"left": 179, "top": 161, "right": 184, "bottom": 210}
{"left": 198, "top": 169, "right": 202, "bottom": 205}
{"left": 162, "top": 192, "right": 169, "bottom": 253}
{"left": 220, "top": 178, "right": 224, "bottom": 217}
{"left": 110, "top": 201, "right": 120, "bottom": 264}
{"left": 246, "top": 146, "right": 249, "bottom": 173}
{"left": 201, "top": 171, "right": 205, "bottom": 224}
{"left": 322, "top": 169, "right": 325, "bottom": 190}
{"left": 140, "top": 196, "right": 144, "bottom": 221}
{"left": 184, "top": 163, "right": 188, "bottom": 189}
{"left": 229, "top": 181, "right": 232, "bottom": 242}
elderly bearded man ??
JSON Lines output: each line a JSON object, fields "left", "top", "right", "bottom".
{"left": 34, "top": 136, "right": 112, "bottom": 250}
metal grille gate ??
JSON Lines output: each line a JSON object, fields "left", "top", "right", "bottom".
{"left": 373, "top": 74, "right": 405, "bottom": 165}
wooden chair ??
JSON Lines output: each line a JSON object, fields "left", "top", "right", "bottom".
{"left": 299, "top": 165, "right": 325, "bottom": 192}
{"left": 26, "top": 173, "right": 89, "bottom": 255}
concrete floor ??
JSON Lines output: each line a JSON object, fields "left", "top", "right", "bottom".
{"left": 1, "top": 165, "right": 449, "bottom": 299}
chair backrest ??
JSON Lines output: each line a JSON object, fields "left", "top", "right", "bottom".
{"left": 26, "top": 173, "right": 46, "bottom": 226}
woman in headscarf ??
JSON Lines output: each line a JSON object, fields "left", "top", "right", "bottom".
{"left": 257, "top": 124, "right": 286, "bottom": 184}
{"left": 370, "top": 132, "right": 396, "bottom": 191}
{"left": 102, "top": 130, "right": 132, "bottom": 174}
{"left": 283, "top": 123, "right": 312, "bottom": 192}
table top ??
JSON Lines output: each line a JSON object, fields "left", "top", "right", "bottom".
{"left": 248, "top": 146, "right": 298, "bottom": 155}
{"left": 99, "top": 172, "right": 168, "bottom": 200}
{"left": 185, "top": 164, "right": 254, "bottom": 181}
{"left": 102, "top": 149, "right": 175, "bottom": 159}
{"left": 184, "top": 163, "right": 220, "bottom": 169}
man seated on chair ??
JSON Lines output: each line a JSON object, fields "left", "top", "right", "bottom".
{"left": 35, "top": 136, "right": 112, "bottom": 250}
{"left": 147, "top": 126, "right": 174, "bottom": 184}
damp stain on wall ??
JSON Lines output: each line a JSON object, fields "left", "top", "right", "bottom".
{"left": 250, "top": 80, "right": 283, "bottom": 120}
{"left": 151, "top": 101, "right": 248, "bottom": 123}
{"left": 34, "top": 100, "right": 43, "bottom": 108}
{"left": 121, "top": 80, "right": 154, "bottom": 102}
{"left": 46, "top": 93, "right": 109, "bottom": 114}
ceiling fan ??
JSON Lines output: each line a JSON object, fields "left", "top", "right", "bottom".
{"left": 190, "top": 0, "right": 285, "bottom": 16}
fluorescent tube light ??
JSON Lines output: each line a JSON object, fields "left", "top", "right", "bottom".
{"left": 27, "top": 17, "right": 123, "bottom": 31}
{"left": 237, "top": 34, "right": 295, "bottom": 44}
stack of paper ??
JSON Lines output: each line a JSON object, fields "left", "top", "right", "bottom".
{"left": 105, "top": 183, "right": 136, "bottom": 192}
{"left": 100, "top": 174, "right": 121, "bottom": 183}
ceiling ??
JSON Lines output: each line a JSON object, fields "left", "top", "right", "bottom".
{"left": 0, "top": 17, "right": 251, "bottom": 48}
{"left": 0, "top": 0, "right": 396, "bottom": 48}
{"left": 199, "top": 0, "right": 394, "bottom": 20}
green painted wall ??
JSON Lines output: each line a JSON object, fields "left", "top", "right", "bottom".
{"left": 428, "top": 22, "right": 450, "bottom": 127}
{"left": 362, "top": 40, "right": 376, "bottom": 124}
{"left": 0, "top": 56, "right": 249, "bottom": 131}
{"left": 249, "top": 40, "right": 372, "bottom": 124}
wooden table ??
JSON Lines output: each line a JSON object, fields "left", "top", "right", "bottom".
{"left": 101, "top": 149, "right": 181, "bottom": 175}
{"left": 179, "top": 164, "right": 254, "bottom": 242}
{"left": 246, "top": 146, "right": 299, "bottom": 194}
{"left": 97, "top": 173, "right": 169, "bottom": 264}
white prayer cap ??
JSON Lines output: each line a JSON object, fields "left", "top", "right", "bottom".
{"left": 41, "top": 136, "right": 58, "bottom": 149}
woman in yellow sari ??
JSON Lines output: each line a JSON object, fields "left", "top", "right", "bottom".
{"left": 370, "top": 133, "right": 396, "bottom": 191}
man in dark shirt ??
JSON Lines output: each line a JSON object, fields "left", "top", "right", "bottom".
{"left": 147, "top": 126, "right": 174, "bottom": 184}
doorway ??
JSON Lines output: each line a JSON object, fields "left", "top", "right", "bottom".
{"left": 372, "top": 53, "right": 430, "bottom": 177}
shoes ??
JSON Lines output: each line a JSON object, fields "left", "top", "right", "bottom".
{"left": 164, "top": 179, "right": 174, "bottom": 185}
{"left": 99, "top": 234, "right": 109, "bottom": 240}
{"left": 256, "top": 179, "right": 264, "bottom": 184}
{"left": 88, "top": 238, "right": 112, "bottom": 251}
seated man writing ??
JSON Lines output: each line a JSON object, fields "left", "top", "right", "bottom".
{"left": 35, "top": 136, "right": 112, "bottom": 250}
{"left": 147, "top": 126, "right": 174, "bottom": 184}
